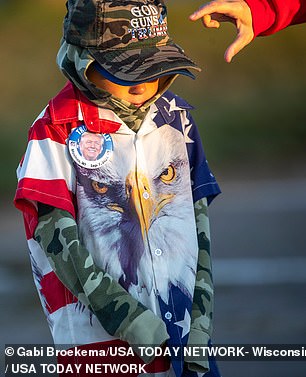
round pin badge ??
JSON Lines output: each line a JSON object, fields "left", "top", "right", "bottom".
{"left": 68, "top": 125, "right": 113, "bottom": 169}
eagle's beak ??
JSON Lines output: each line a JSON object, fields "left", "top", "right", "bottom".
{"left": 126, "top": 171, "right": 173, "bottom": 239}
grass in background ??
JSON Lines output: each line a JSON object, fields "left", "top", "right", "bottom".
{"left": 0, "top": 0, "right": 65, "bottom": 196}
{"left": 1, "top": 0, "right": 306, "bottom": 196}
{"left": 169, "top": 1, "right": 306, "bottom": 178}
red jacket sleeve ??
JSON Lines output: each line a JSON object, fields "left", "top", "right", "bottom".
{"left": 245, "top": 0, "right": 306, "bottom": 37}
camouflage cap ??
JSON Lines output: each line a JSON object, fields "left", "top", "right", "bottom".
{"left": 63, "top": 0, "right": 201, "bottom": 82}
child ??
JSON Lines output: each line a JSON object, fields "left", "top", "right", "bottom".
{"left": 14, "top": 0, "right": 221, "bottom": 376}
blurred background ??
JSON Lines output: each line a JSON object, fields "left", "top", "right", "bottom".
{"left": 1, "top": 0, "right": 306, "bottom": 376}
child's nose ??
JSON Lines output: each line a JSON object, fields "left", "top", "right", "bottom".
{"left": 129, "top": 83, "right": 146, "bottom": 95}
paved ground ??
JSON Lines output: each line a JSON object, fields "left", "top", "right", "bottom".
{"left": 210, "top": 178, "right": 306, "bottom": 376}
{"left": 1, "top": 177, "right": 306, "bottom": 376}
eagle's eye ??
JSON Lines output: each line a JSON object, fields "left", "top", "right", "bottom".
{"left": 159, "top": 164, "right": 176, "bottom": 184}
{"left": 92, "top": 180, "right": 108, "bottom": 194}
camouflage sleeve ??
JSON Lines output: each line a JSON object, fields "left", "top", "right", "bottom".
{"left": 34, "top": 205, "right": 169, "bottom": 362}
{"left": 185, "top": 197, "right": 214, "bottom": 373}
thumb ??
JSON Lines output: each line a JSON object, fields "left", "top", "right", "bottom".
{"left": 224, "top": 28, "right": 254, "bottom": 62}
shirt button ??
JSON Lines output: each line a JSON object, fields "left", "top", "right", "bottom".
{"left": 165, "top": 312, "right": 172, "bottom": 321}
{"left": 154, "top": 248, "right": 163, "bottom": 256}
{"left": 143, "top": 192, "right": 150, "bottom": 200}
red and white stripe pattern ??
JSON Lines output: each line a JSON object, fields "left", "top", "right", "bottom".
{"left": 15, "top": 108, "right": 76, "bottom": 221}
{"left": 14, "top": 84, "right": 171, "bottom": 376}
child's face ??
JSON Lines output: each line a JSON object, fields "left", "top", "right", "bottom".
{"left": 87, "top": 65, "right": 159, "bottom": 107}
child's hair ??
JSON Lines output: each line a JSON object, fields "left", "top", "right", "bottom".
{"left": 62, "top": 0, "right": 200, "bottom": 84}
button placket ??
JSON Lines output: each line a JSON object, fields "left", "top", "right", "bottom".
{"left": 134, "top": 135, "right": 160, "bottom": 295}
{"left": 134, "top": 134, "right": 170, "bottom": 307}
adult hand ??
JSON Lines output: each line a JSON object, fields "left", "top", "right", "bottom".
{"left": 190, "top": 0, "right": 254, "bottom": 63}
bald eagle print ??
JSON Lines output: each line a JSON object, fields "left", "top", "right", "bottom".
{"left": 75, "top": 124, "right": 198, "bottom": 308}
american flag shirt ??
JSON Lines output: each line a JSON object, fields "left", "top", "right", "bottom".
{"left": 15, "top": 82, "right": 221, "bottom": 377}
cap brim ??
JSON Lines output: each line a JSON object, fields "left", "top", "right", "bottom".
{"left": 88, "top": 42, "right": 201, "bottom": 83}
{"left": 92, "top": 61, "right": 195, "bottom": 86}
